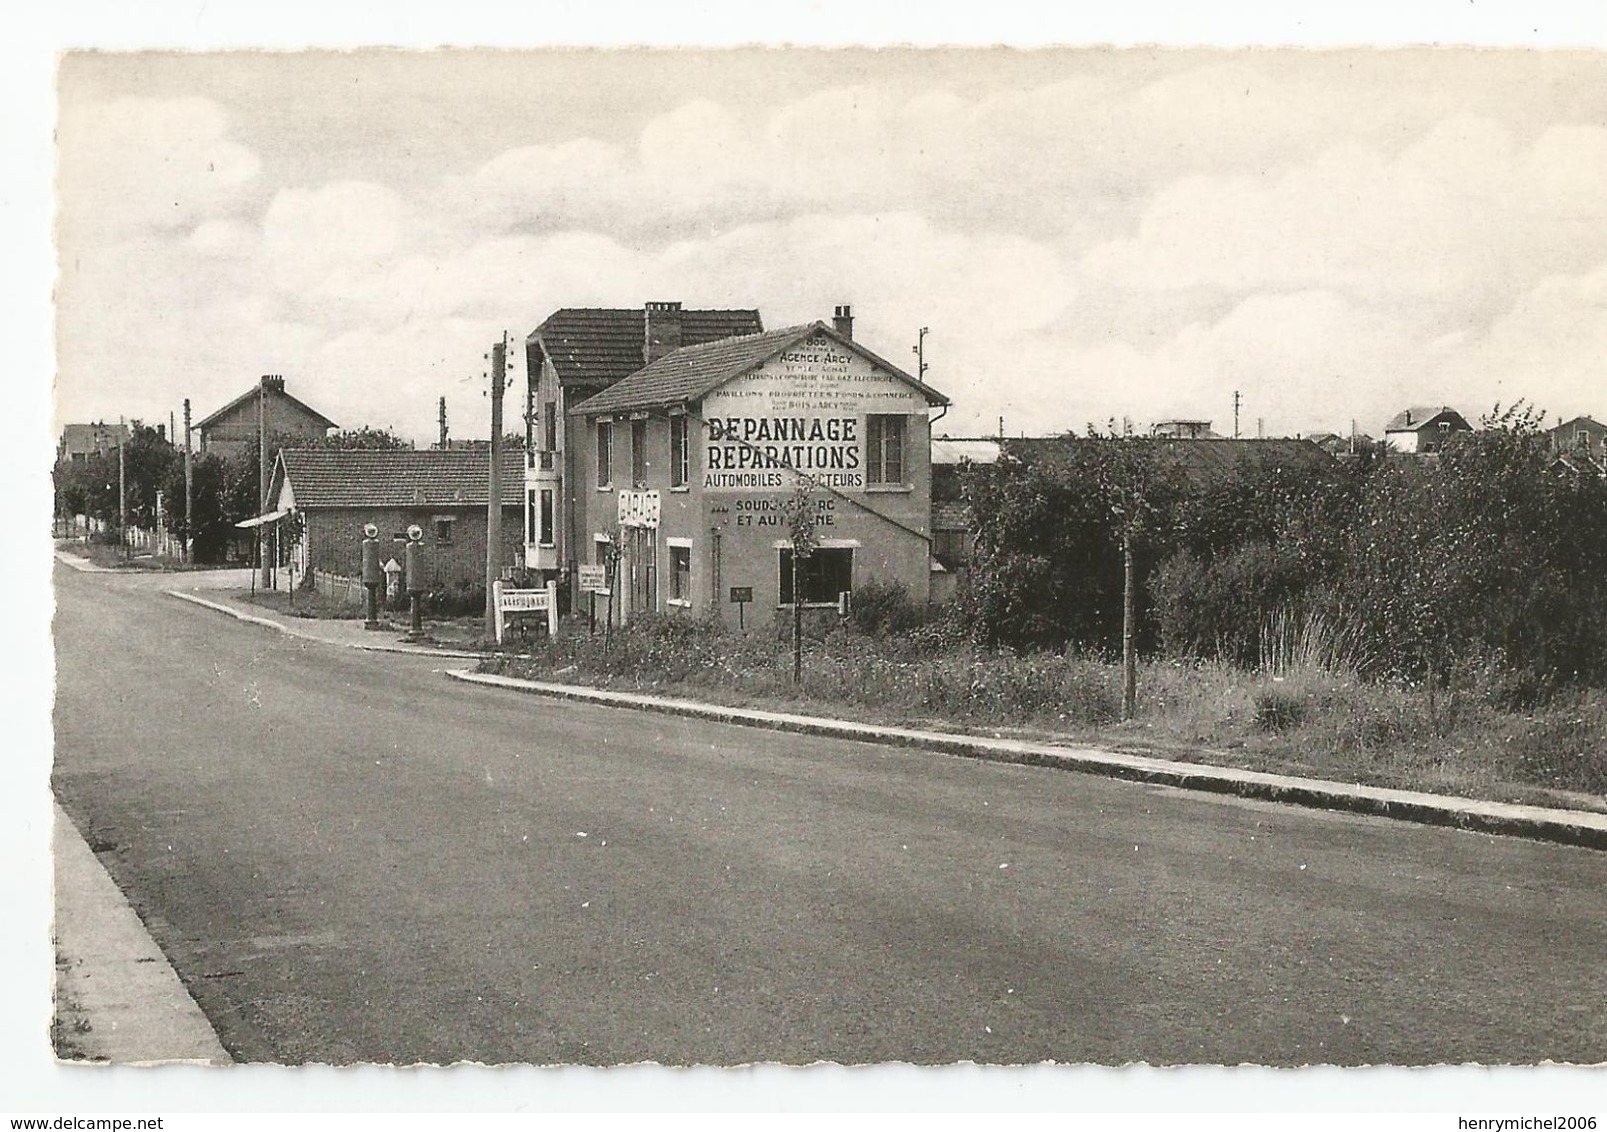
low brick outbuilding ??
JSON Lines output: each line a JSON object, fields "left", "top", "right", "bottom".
{"left": 271, "top": 448, "right": 524, "bottom": 591}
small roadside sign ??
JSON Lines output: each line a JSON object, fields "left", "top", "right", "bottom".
{"left": 577, "top": 565, "right": 607, "bottom": 592}
{"left": 729, "top": 585, "right": 753, "bottom": 630}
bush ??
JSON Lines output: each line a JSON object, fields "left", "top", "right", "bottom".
{"left": 1253, "top": 685, "right": 1308, "bottom": 732}
{"left": 421, "top": 581, "right": 486, "bottom": 618}
{"left": 847, "top": 578, "right": 930, "bottom": 636}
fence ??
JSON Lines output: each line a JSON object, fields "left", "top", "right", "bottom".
{"left": 311, "top": 569, "right": 367, "bottom": 608}
{"left": 120, "top": 525, "right": 185, "bottom": 559}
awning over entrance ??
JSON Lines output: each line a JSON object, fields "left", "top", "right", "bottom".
{"left": 234, "top": 508, "right": 289, "bottom": 529}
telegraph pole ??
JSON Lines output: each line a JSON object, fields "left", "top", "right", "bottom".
{"left": 438, "top": 396, "right": 449, "bottom": 448}
{"left": 117, "top": 416, "right": 127, "bottom": 561}
{"left": 1233, "top": 390, "right": 1242, "bottom": 439}
{"left": 259, "top": 377, "right": 271, "bottom": 589}
{"left": 484, "top": 334, "right": 507, "bottom": 638}
{"left": 912, "top": 327, "right": 929, "bottom": 381}
{"left": 183, "top": 399, "right": 193, "bottom": 563}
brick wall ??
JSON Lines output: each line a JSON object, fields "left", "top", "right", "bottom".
{"left": 303, "top": 505, "right": 523, "bottom": 590}
{"left": 201, "top": 392, "right": 332, "bottom": 459}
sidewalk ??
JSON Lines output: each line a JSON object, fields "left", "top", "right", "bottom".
{"left": 166, "top": 588, "right": 483, "bottom": 659}
{"left": 52, "top": 803, "right": 232, "bottom": 1064}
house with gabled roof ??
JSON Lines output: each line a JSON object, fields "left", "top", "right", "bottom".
{"left": 521, "top": 301, "right": 764, "bottom": 583}
{"left": 198, "top": 375, "right": 337, "bottom": 460}
{"left": 1382, "top": 405, "right": 1471, "bottom": 455}
{"left": 1548, "top": 415, "right": 1607, "bottom": 466}
{"left": 568, "top": 307, "right": 949, "bottom": 627}
{"left": 270, "top": 447, "right": 524, "bottom": 592}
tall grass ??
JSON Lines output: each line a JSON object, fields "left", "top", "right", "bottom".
{"left": 482, "top": 612, "right": 1607, "bottom": 805}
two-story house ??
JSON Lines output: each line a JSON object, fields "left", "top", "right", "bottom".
{"left": 197, "top": 375, "right": 337, "bottom": 459}
{"left": 568, "top": 309, "right": 948, "bottom": 628}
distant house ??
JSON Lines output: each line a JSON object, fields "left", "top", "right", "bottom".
{"left": 56, "top": 421, "right": 129, "bottom": 465}
{"left": 198, "top": 375, "right": 337, "bottom": 460}
{"left": 1548, "top": 415, "right": 1607, "bottom": 464}
{"left": 930, "top": 437, "right": 1002, "bottom": 603}
{"left": 1382, "top": 406, "right": 1471, "bottom": 454}
{"left": 1151, "top": 419, "right": 1219, "bottom": 440}
{"left": 270, "top": 447, "right": 524, "bottom": 592}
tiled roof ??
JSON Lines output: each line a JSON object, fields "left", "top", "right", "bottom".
{"left": 1384, "top": 406, "right": 1466, "bottom": 433}
{"left": 277, "top": 448, "right": 525, "bottom": 509}
{"left": 529, "top": 307, "right": 764, "bottom": 389}
{"left": 197, "top": 384, "right": 337, "bottom": 431}
{"left": 574, "top": 321, "right": 949, "bottom": 416}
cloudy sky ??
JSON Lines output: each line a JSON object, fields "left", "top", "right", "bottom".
{"left": 53, "top": 46, "right": 1607, "bottom": 445}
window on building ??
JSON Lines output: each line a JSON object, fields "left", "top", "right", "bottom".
{"left": 596, "top": 421, "right": 613, "bottom": 488}
{"left": 526, "top": 489, "right": 537, "bottom": 545}
{"left": 670, "top": 414, "right": 690, "bottom": 488}
{"left": 779, "top": 546, "right": 853, "bottom": 605}
{"left": 434, "top": 516, "right": 455, "bottom": 545}
{"left": 539, "top": 488, "right": 554, "bottom": 547}
{"left": 669, "top": 542, "right": 692, "bottom": 602}
{"left": 544, "top": 401, "right": 557, "bottom": 452}
{"left": 866, "top": 415, "right": 907, "bottom": 484}
{"left": 594, "top": 535, "right": 611, "bottom": 566}
{"left": 631, "top": 418, "right": 648, "bottom": 486}
{"left": 1578, "top": 428, "right": 1592, "bottom": 451}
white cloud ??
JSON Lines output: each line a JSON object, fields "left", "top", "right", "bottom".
{"left": 56, "top": 96, "right": 260, "bottom": 239}
{"left": 52, "top": 55, "right": 1607, "bottom": 447}
{"left": 261, "top": 181, "right": 412, "bottom": 298}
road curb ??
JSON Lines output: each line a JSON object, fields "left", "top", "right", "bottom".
{"left": 52, "top": 803, "right": 233, "bottom": 1064}
{"left": 167, "top": 590, "right": 484, "bottom": 659}
{"left": 447, "top": 668, "right": 1607, "bottom": 852}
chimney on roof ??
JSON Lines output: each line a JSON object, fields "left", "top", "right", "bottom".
{"left": 261, "top": 374, "right": 285, "bottom": 393}
{"left": 833, "top": 304, "right": 854, "bottom": 341}
{"left": 644, "top": 301, "right": 683, "bottom": 364}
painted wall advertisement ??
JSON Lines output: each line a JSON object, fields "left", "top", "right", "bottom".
{"left": 700, "top": 336, "right": 924, "bottom": 493}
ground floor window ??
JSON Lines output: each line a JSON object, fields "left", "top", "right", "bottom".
{"left": 779, "top": 546, "right": 853, "bottom": 605}
{"left": 669, "top": 540, "right": 692, "bottom": 603}
{"left": 434, "top": 515, "right": 455, "bottom": 544}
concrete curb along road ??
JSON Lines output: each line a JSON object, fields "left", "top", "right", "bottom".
{"left": 448, "top": 669, "right": 1607, "bottom": 853}
{"left": 167, "top": 590, "right": 483, "bottom": 660}
{"left": 53, "top": 804, "right": 233, "bottom": 1064}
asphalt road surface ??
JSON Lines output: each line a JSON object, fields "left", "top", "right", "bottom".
{"left": 51, "top": 563, "right": 1607, "bottom": 1065}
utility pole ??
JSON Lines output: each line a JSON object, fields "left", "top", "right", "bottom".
{"left": 183, "top": 399, "right": 193, "bottom": 563}
{"left": 1233, "top": 390, "right": 1242, "bottom": 439}
{"left": 438, "top": 396, "right": 449, "bottom": 448}
{"left": 117, "top": 416, "right": 127, "bottom": 561}
{"left": 485, "top": 334, "right": 507, "bottom": 638}
{"left": 912, "top": 327, "right": 929, "bottom": 381}
{"left": 259, "top": 377, "right": 271, "bottom": 590}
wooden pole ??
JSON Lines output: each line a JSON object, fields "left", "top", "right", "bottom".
{"left": 1122, "top": 526, "right": 1137, "bottom": 720}
{"left": 183, "top": 399, "right": 193, "bottom": 563}
{"left": 258, "top": 378, "right": 271, "bottom": 589}
{"left": 484, "top": 335, "right": 506, "bottom": 638}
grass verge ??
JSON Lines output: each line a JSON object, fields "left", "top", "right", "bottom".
{"left": 480, "top": 614, "right": 1607, "bottom": 814}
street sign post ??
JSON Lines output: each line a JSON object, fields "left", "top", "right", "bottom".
{"left": 730, "top": 585, "right": 753, "bottom": 630}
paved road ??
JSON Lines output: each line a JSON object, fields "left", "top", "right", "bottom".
{"left": 51, "top": 563, "right": 1607, "bottom": 1065}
